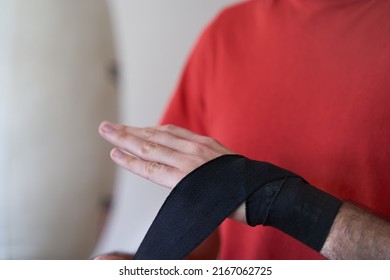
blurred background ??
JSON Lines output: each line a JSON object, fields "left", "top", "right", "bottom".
{"left": 0, "top": 0, "right": 236, "bottom": 259}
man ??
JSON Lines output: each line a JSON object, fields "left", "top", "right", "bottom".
{"left": 97, "top": 0, "right": 390, "bottom": 259}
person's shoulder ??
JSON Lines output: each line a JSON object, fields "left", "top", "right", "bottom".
{"left": 218, "top": 0, "right": 257, "bottom": 18}
{"left": 203, "top": 0, "right": 259, "bottom": 41}
{"left": 212, "top": 0, "right": 258, "bottom": 29}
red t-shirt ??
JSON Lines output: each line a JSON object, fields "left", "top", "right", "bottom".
{"left": 160, "top": 0, "right": 390, "bottom": 259}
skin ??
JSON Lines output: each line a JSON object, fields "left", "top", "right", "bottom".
{"left": 97, "top": 121, "right": 390, "bottom": 260}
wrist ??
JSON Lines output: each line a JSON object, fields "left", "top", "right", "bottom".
{"left": 229, "top": 202, "right": 247, "bottom": 223}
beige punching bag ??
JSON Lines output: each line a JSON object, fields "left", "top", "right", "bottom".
{"left": 0, "top": 0, "right": 116, "bottom": 259}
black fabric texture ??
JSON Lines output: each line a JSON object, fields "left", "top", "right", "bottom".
{"left": 134, "top": 154, "right": 341, "bottom": 259}
{"left": 246, "top": 177, "right": 342, "bottom": 251}
{"left": 134, "top": 154, "right": 297, "bottom": 260}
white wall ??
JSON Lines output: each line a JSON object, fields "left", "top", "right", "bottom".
{"left": 95, "top": 0, "right": 238, "bottom": 255}
{"left": 0, "top": 0, "right": 116, "bottom": 259}
{"left": 0, "top": 0, "right": 15, "bottom": 260}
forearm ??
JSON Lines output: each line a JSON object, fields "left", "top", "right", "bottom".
{"left": 321, "top": 203, "right": 390, "bottom": 259}
{"left": 232, "top": 201, "right": 390, "bottom": 259}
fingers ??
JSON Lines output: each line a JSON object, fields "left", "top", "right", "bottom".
{"left": 110, "top": 148, "right": 183, "bottom": 189}
{"left": 156, "top": 124, "right": 203, "bottom": 142}
{"left": 112, "top": 124, "right": 200, "bottom": 155}
{"left": 99, "top": 121, "right": 187, "bottom": 168}
{"left": 157, "top": 124, "right": 233, "bottom": 154}
{"left": 98, "top": 121, "right": 233, "bottom": 189}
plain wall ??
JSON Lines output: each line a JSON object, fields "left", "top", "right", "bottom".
{"left": 95, "top": 0, "right": 238, "bottom": 255}
{"left": 0, "top": 0, "right": 117, "bottom": 259}
{"left": 0, "top": 0, "right": 15, "bottom": 260}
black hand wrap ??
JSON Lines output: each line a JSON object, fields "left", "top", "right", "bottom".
{"left": 134, "top": 155, "right": 341, "bottom": 259}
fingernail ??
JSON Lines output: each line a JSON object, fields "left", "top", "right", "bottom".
{"left": 102, "top": 123, "right": 114, "bottom": 133}
{"left": 111, "top": 149, "right": 123, "bottom": 158}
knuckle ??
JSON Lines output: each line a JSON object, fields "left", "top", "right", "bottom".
{"left": 124, "top": 156, "right": 135, "bottom": 169}
{"left": 117, "top": 130, "right": 128, "bottom": 142}
{"left": 199, "top": 136, "right": 216, "bottom": 146}
{"left": 141, "top": 141, "right": 159, "bottom": 155}
{"left": 144, "top": 161, "right": 161, "bottom": 178}
{"left": 188, "top": 142, "right": 205, "bottom": 154}
{"left": 160, "top": 124, "right": 176, "bottom": 131}
{"left": 142, "top": 127, "right": 157, "bottom": 140}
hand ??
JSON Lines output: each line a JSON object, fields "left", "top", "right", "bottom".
{"left": 98, "top": 121, "right": 234, "bottom": 189}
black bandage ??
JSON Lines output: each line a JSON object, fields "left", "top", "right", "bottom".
{"left": 246, "top": 177, "right": 341, "bottom": 251}
{"left": 134, "top": 155, "right": 341, "bottom": 259}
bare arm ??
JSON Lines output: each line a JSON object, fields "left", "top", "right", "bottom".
{"left": 321, "top": 203, "right": 390, "bottom": 259}
{"left": 98, "top": 121, "right": 390, "bottom": 259}
{"left": 229, "top": 199, "right": 390, "bottom": 259}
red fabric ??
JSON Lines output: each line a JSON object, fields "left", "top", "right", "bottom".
{"left": 160, "top": 0, "right": 390, "bottom": 259}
